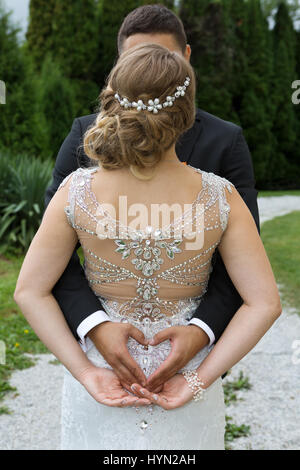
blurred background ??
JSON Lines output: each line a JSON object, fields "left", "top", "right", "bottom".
{"left": 1, "top": 1, "right": 300, "bottom": 184}
{"left": 0, "top": 0, "right": 299, "bottom": 450}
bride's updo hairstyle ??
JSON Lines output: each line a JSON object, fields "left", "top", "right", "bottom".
{"left": 83, "top": 43, "right": 196, "bottom": 180}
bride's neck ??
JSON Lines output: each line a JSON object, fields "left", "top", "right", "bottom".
{"left": 99, "top": 144, "right": 184, "bottom": 178}
{"left": 157, "top": 144, "right": 181, "bottom": 165}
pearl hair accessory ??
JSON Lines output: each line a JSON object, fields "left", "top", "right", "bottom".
{"left": 182, "top": 369, "right": 206, "bottom": 402}
{"left": 114, "top": 76, "right": 191, "bottom": 113}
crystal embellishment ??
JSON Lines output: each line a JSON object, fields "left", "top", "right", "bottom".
{"left": 114, "top": 236, "right": 182, "bottom": 275}
{"left": 140, "top": 420, "right": 148, "bottom": 430}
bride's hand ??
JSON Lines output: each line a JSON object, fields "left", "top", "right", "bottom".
{"left": 131, "top": 373, "right": 194, "bottom": 410}
{"left": 77, "top": 365, "right": 152, "bottom": 408}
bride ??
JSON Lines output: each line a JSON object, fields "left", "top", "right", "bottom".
{"left": 14, "top": 43, "right": 282, "bottom": 450}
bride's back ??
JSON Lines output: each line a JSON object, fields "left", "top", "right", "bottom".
{"left": 59, "top": 162, "right": 233, "bottom": 324}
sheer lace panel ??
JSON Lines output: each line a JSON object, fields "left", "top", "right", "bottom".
{"left": 58, "top": 165, "right": 233, "bottom": 323}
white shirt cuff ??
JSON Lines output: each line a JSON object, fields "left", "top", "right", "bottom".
{"left": 77, "top": 310, "right": 111, "bottom": 353}
{"left": 188, "top": 318, "right": 215, "bottom": 347}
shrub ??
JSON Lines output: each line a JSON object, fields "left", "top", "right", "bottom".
{"left": 0, "top": 151, "right": 53, "bottom": 254}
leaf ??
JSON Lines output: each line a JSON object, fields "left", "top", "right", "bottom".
{"left": 33, "top": 203, "right": 40, "bottom": 214}
{"left": 12, "top": 200, "right": 27, "bottom": 213}
{"left": 0, "top": 215, "right": 15, "bottom": 237}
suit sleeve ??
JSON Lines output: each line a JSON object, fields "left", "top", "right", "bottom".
{"left": 44, "top": 118, "right": 104, "bottom": 339}
{"left": 190, "top": 127, "right": 261, "bottom": 342}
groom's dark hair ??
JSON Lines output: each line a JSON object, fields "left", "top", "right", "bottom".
{"left": 117, "top": 4, "right": 187, "bottom": 56}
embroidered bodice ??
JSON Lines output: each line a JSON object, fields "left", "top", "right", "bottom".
{"left": 58, "top": 164, "right": 233, "bottom": 332}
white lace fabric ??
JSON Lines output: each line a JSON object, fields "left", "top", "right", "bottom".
{"left": 58, "top": 164, "right": 233, "bottom": 450}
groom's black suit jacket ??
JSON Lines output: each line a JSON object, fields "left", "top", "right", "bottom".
{"left": 45, "top": 108, "right": 260, "bottom": 343}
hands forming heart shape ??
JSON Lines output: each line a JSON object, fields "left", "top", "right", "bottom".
{"left": 82, "top": 321, "right": 209, "bottom": 409}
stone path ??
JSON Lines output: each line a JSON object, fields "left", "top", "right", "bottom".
{"left": 258, "top": 195, "right": 300, "bottom": 223}
{"left": 224, "top": 296, "right": 300, "bottom": 450}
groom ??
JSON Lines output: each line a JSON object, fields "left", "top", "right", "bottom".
{"left": 45, "top": 4, "right": 260, "bottom": 393}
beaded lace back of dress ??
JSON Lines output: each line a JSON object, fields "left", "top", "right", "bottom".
{"left": 58, "top": 165, "right": 233, "bottom": 324}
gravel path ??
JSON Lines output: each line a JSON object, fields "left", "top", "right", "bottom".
{"left": 0, "top": 195, "right": 299, "bottom": 450}
{"left": 258, "top": 195, "right": 300, "bottom": 223}
{"left": 224, "top": 297, "right": 300, "bottom": 450}
{"left": 0, "top": 354, "right": 63, "bottom": 450}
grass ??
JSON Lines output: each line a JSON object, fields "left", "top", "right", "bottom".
{"left": 225, "top": 417, "right": 251, "bottom": 449}
{"left": 224, "top": 372, "right": 252, "bottom": 449}
{"left": 260, "top": 211, "right": 300, "bottom": 311}
{"left": 48, "top": 358, "right": 61, "bottom": 365}
{"left": 0, "top": 252, "right": 49, "bottom": 413}
{"left": 0, "top": 406, "right": 12, "bottom": 415}
{"left": 223, "top": 371, "right": 251, "bottom": 406}
{"left": 0, "top": 247, "right": 85, "bottom": 412}
{"left": 258, "top": 190, "right": 300, "bottom": 197}
{"left": 0, "top": 252, "right": 24, "bottom": 319}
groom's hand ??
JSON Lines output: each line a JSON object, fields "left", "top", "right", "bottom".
{"left": 146, "top": 325, "right": 209, "bottom": 392}
{"left": 88, "top": 322, "right": 148, "bottom": 390}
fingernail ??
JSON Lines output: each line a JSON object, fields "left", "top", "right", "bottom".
{"left": 149, "top": 338, "right": 155, "bottom": 345}
{"left": 140, "top": 389, "right": 145, "bottom": 395}
{"left": 131, "top": 385, "right": 136, "bottom": 392}
{"left": 121, "top": 399, "right": 127, "bottom": 405}
{"left": 153, "top": 394, "right": 158, "bottom": 401}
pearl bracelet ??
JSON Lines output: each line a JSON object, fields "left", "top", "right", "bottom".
{"left": 182, "top": 369, "right": 206, "bottom": 402}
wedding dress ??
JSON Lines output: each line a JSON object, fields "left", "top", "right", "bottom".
{"left": 58, "top": 164, "right": 233, "bottom": 450}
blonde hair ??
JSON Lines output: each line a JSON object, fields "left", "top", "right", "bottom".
{"left": 83, "top": 43, "right": 196, "bottom": 180}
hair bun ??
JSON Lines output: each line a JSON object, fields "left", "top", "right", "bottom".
{"left": 83, "top": 43, "right": 196, "bottom": 179}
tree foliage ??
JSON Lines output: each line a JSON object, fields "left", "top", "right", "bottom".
{"left": 0, "top": 0, "right": 299, "bottom": 188}
{"left": 25, "top": 0, "right": 56, "bottom": 72}
{"left": 271, "top": 1, "right": 299, "bottom": 182}
{"left": 261, "top": 0, "right": 300, "bottom": 22}
{"left": 0, "top": 5, "right": 40, "bottom": 155}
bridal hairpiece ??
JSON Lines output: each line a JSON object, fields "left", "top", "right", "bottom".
{"left": 114, "top": 76, "right": 191, "bottom": 113}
